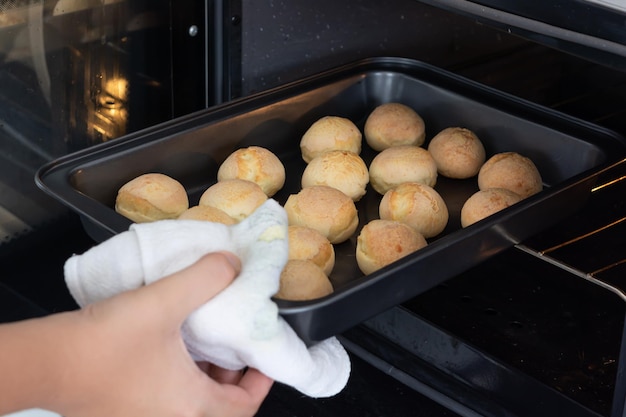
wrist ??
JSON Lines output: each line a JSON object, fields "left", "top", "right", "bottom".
{"left": 0, "top": 310, "right": 85, "bottom": 415}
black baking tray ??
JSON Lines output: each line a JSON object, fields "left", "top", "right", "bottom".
{"left": 36, "top": 57, "right": 626, "bottom": 344}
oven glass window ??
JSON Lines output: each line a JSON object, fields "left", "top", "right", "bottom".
{"left": 0, "top": 0, "right": 174, "bottom": 245}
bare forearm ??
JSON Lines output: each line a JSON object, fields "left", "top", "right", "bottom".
{"left": 0, "top": 312, "right": 77, "bottom": 414}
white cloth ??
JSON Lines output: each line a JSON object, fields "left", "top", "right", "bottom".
{"left": 64, "top": 199, "right": 350, "bottom": 398}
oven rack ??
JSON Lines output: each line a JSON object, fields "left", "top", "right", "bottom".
{"left": 344, "top": 158, "right": 626, "bottom": 417}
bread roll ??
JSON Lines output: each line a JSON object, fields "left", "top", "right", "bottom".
{"left": 275, "top": 259, "right": 334, "bottom": 301}
{"left": 217, "top": 146, "right": 286, "bottom": 197}
{"left": 177, "top": 205, "right": 236, "bottom": 225}
{"left": 199, "top": 179, "right": 267, "bottom": 221}
{"left": 461, "top": 188, "right": 522, "bottom": 227}
{"left": 300, "top": 116, "right": 362, "bottom": 163}
{"left": 427, "top": 127, "right": 486, "bottom": 179}
{"left": 301, "top": 150, "right": 369, "bottom": 201}
{"left": 115, "top": 173, "right": 189, "bottom": 223}
{"left": 478, "top": 152, "right": 543, "bottom": 198}
{"left": 356, "top": 219, "right": 427, "bottom": 275}
{"left": 288, "top": 225, "right": 335, "bottom": 276}
{"left": 364, "top": 102, "right": 426, "bottom": 151}
{"left": 284, "top": 185, "right": 358, "bottom": 244}
{"left": 379, "top": 182, "right": 448, "bottom": 238}
{"left": 369, "top": 145, "right": 438, "bottom": 195}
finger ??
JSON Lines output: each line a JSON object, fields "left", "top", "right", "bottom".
{"left": 237, "top": 368, "right": 274, "bottom": 401}
{"left": 208, "top": 365, "right": 244, "bottom": 385}
{"left": 196, "top": 361, "right": 210, "bottom": 373}
{"left": 144, "top": 251, "right": 241, "bottom": 325}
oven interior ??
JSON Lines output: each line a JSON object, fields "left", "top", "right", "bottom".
{"left": 2, "top": 1, "right": 626, "bottom": 416}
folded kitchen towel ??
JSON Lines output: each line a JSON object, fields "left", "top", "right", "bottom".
{"left": 64, "top": 199, "right": 350, "bottom": 398}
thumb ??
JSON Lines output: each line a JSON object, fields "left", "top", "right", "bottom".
{"left": 145, "top": 251, "right": 241, "bottom": 326}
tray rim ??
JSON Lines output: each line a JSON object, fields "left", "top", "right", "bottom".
{"left": 35, "top": 57, "right": 626, "bottom": 239}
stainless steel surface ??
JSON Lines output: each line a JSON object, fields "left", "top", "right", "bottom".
{"left": 582, "top": 0, "right": 626, "bottom": 12}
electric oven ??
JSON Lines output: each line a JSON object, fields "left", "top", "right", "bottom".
{"left": 1, "top": 1, "right": 626, "bottom": 416}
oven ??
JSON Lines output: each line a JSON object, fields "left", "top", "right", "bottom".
{"left": 1, "top": 1, "right": 626, "bottom": 416}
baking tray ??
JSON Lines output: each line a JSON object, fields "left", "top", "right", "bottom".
{"left": 36, "top": 57, "right": 626, "bottom": 344}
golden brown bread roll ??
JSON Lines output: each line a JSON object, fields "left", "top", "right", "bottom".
{"left": 301, "top": 150, "right": 369, "bottom": 201}
{"left": 368, "top": 145, "right": 438, "bottom": 195}
{"left": 364, "top": 102, "right": 426, "bottom": 151}
{"left": 460, "top": 188, "right": 522, "bottom": 227}
{"left": 356, "top": 219, "right": 428, "bottom": 275}
{"left": 427, "top": 127, "right": 486, "bottom": 179}
{"left": 217, "top": 146, "right": 286, "bottom": 197}
{"left": 300, "top": 116, "right": 362, "bottom": 163}
{"left": 478, "top": 152, "right": 543, "bottom": 199}
{"left": 275, "top": 259, "right": 334, "bottom": 301}
{"left": 199, "top": 179, "right": 267, "bottom": 221}
{"left": 177, "top": 205, "right": 237, "bottom": 225}
{"left": 284, "top": 185, "right": 358, "bottom": 244}
{"left": 288, "top": 225, "right": 336, "bottom": 276}
{"left": 115, "top": 173, "right": 189, "bottom": 223}
{"left": 379, "top": 182, "right": 449, "bottom": 238}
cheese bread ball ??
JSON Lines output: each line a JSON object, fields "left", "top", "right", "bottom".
{"left": 369, "top": 145, "right": 438, "bottom": 195}
{"left": 356, "top": 219, "right": 428, "bottom": 275}
{"left": 364, "top": 102, "right": 426, "bottom": 151}
{"left": 288, "top": 225, "right": 335, "bottom": 276}
{"left": 427, "top": 127, "right": 486, "bottom": 179}
{"left": 199, "top": 179, "right": 267, "bottom": 221}
{"left": 301, "top": 150, "right": 369, "bottom": 201}
{"left": 379, "top": 182, "right": 448, "bottom": 238}
{"left": 177, "top": 205, "right": 236, "bottom": 225}
{"left": 284, "top": 185, "right": 358, "bottom": 244}
{"left": 275, "top": 259, "right": 334, "bottom": 301}
{"left": 478, "top": 152, "right": 543, "bottom": 199}
{"left": 115, "top": 173, "right": 189, "bottom": 223}
{"left": 461, "top": 188, "right": 522, "bottom": 227}
{"left": 300, "top": 116, "right": 362, "bottom": 163}
{"left": 217, "top": 146, "right": 286, "bottom": 197}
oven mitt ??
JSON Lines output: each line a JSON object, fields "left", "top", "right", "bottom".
{"left": 63, "top": 199, "right": 350, "bottom": 398}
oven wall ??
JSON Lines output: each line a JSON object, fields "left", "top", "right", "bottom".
{"left": 239, "top": 0, "right": 626, "bottom": 138}
{"left": 239, "top": 0, "right": 527, "bottom": 96}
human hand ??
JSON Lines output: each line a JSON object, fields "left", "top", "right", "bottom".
{"left": 43, "top": 252, "right": 273, "bottom": 417}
